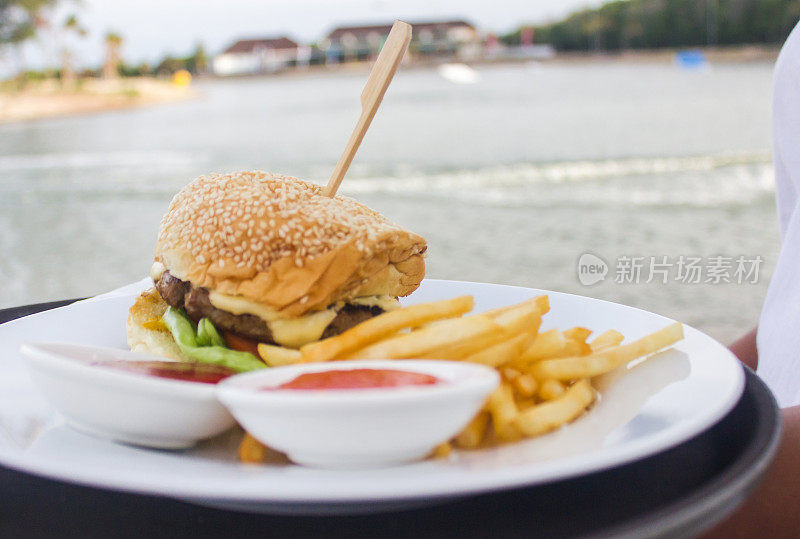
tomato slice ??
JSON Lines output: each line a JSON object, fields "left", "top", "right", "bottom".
{"left": 222, "top": 331, "right": 262, "bottom": 358}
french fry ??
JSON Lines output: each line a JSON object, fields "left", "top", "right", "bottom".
{"left": 238, "top": 433, "right": 290, "bottom": 464}
{"left": 430, "top": 442, "right": 452, "bottom": 459}
{"left": 346, "top": 315, "right": 500, "bottom": 360}
{"left": 531, "top": 322, "right": 684, "bottom": 380}
{"left": 519, "top": 329, "right": 568, "bottom": 362}
{"left": 562, "top": 339, "right": 592, "bottom": 357}
{"left": 300, "top": 296, "right": 474, "bottom": 362}
{"left": 455, "top": 411, "right": 490, "bottom": 449}
{"left": 484, "top": 296, "right": 550, "bottom": 318}
{"left": 421, "top": 303, "right": 539, "bottom": 361}
{"left": 492, "top": 304, "right": 542, "bottom": 336}
{"left": 538, "top": 379, "right": 566, "bottom": 401}
{"left": 463, "top": 333, "right": 531, "bottom": 367}
{"left": 420, "top": 327, "right": 511, "bottom": 360}
{"left": 232, "top": 293, "right": 686, "bottom": 459}
{"left": 590, "top": 329, "right": 625, "bottom": 352}
{"left": 257, "top": 343, "right": 303, "bottom": 367}
{"left": 513, "top": 373, "right": 538, "bottom": 397}
{"left": 514, "top": 379, "right": 595, "bottom": 437}
{"left": 238, "top": 432, "right": 268, "bottom": 463}
{"left": 535, "top": 295, "right": 550, "bottom": 315}
{"left": 515, "top": 397, "right": 538, "bottom": 411}
{"left": 455, "top": 303, "right": 541, "bottom": 362}
{"left": 563, "top": 327, "right": 592, "bottom": 343}
{"left": 486, "top": 384, "right": 520, "bottom": 440}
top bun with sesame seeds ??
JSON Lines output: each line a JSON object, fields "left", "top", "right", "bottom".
{"left": 152, "top": 171, "right": 427, "bottom": 319}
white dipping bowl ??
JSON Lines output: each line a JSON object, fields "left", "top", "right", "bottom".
{"left": 217, "top": 359, "right": 499, "bottom": 468}
{"left": 20, "top": 342, "right": 237, "bottom": 449}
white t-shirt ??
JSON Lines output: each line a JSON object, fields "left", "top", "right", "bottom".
{"left": 758, "top": 23, "right": 800, "bottom": 407}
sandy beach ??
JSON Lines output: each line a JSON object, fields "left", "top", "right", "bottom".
{"left": 0, "top": 77, "right": 195, "bottom": 124}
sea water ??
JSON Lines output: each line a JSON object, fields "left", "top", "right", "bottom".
{"left": 0, "top": 61, "right": 778, "bottom": 343}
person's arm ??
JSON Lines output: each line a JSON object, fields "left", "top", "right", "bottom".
{"left": 703, "top": 405, "right": 800, "bottom": 537}
{"left": 729, "top": 327, "right": 758, "bottom": 371}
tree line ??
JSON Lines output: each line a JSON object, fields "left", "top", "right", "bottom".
{"left": 1, "top": 0, "right": 208, "bottom": 86}
{"left": 502, "top": 0, "right": 800, "bottom": 51}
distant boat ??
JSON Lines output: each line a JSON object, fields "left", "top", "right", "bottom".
{"left": 437, "top": 63, "right": 480, "bottom": 84}
{"left": 674, "top": 50, "right": 709, "bottom": 70}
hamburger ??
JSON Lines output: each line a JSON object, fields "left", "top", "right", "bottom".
{"left": 127, "top": 171, "right": 427, "bottom": 366}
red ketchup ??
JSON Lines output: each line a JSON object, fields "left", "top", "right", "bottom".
{"left": 92, "top": 360, "right": 236, "bottom": 384}
{"left": 271, "top": 368, "right": 440, "bottom": 390}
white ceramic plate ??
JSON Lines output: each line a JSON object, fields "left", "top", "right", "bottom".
{"left": 0, "top": 279, "right": 744, "bottom": 514}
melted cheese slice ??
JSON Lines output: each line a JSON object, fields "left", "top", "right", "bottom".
{"left": 268, "top": 310, "right": 339, "bottom": 348}
{"left": 150, "top": 261, "right": 166, "bottom": 282}
{"left": 207, "top": 291, "right": 400, "bottom": 348}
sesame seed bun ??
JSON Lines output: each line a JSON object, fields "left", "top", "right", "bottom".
{"left": 154, "top": 171, "right": 427, "bottom": 316}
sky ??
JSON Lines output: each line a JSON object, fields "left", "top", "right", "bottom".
{"left": 9, "top": 0, "right": 603, "bottom": 70}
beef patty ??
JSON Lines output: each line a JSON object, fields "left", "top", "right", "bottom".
{"left": 155, "top": 271, "right": 384, "bottom": 344}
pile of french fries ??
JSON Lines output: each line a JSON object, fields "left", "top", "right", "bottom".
{"left": 239, "top": 295, "right": 684, "bottom": 462}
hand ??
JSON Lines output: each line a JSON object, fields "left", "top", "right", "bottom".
{"left": 703, "top": 406, "right": 800, "bottom": 537}
{"left": 729, "top": 327, "right": 758, "bottom": 370}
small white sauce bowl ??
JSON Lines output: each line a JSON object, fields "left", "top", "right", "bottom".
{"left": 20, "top": 342, "right": 236, "bottom": 449}
{"left": 216, "top": 359, "right": 499, "bottom": 468}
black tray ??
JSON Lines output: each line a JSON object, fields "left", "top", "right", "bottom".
{"left": 0, "top": 301, "right": 781, "bottom": 538}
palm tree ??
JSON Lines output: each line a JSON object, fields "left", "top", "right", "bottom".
{"left": 0, "top": 0, "right": 56, "bottom": 87}
{"left": 103, "top": 31, "right": 123, "bottom": 79}
{"left": 61, "top": 14, "right": 86, "bottom": 88}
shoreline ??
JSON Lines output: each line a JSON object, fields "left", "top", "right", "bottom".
{"left": 0, "top": 44, "right": 777, "bottom": 125}
{"left": 550, "top": 44, "right": 779, "bottom": 64}
{"left": 0, "top": 77, "right": 195, "bottom": 125}
{"left": 201, "top": 43, "right": 780, "bottom": 82}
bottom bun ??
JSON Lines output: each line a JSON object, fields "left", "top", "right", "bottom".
{"left": 127, "top": 288, "right": 191, "bottom": 361}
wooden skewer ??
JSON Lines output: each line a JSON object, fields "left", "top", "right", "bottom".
{"left": 322, "top": 20, "right": 412, "bottom": 197}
